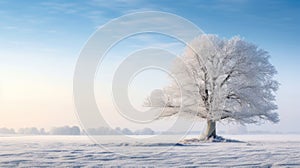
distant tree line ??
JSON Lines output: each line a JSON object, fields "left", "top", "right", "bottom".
{"left": 0, "top": 126, "right": 155, "bottom": 135}
{"left": 85, "top": 127, "right": 154, "bottom": 135}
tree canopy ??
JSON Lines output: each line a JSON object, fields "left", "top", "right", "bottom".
{"left": 147, "top": 35, "right": 279, "bottom": 125}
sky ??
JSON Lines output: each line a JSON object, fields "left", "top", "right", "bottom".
{"left": 0, "top": 0, "right": 299, "bottom": 133}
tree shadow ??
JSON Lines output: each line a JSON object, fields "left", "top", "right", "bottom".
{"left": 180, "top": 135, "right": 245, "bottom": 144}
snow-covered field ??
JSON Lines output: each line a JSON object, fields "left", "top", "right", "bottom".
{"left": 0, "top": 134, "right": 300, "bottom": 167}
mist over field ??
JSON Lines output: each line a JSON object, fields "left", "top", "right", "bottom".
{"left": 1, "top": 0, "right": 300, "bottom": 167}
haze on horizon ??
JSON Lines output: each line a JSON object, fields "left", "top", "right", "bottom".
{"left": 0, "top": 0, "right": 300, "bottom": 133}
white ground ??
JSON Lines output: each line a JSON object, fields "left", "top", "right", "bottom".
{"left": 0, "top": 134, "right": 300, "bottom": 167}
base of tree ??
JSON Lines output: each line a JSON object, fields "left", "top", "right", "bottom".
{"left": 180, "top": 135, "right": 243, "bottom": 144}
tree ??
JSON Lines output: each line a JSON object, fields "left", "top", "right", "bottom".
{"left": 50, "top": 126, "right": 81, "bottom": 135}
{"left": 17, "top": 127, "right": 40, "bottom": 135}
{"left": 0, "top": 127, "right": 15, "bottom": 134}
{"left": 146, "top": 35, "right": 279, "bottom": 140}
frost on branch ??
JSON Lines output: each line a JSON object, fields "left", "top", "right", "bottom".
{"left": 148, "top": 34, "right": 279, "bottom": 125}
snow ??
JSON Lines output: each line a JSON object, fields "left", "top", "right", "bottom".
{"left": 149, "top": 35, "right": 279, "bottom": 125}
{"left": 0, "top": 135, "right": 300, "bottom": 167}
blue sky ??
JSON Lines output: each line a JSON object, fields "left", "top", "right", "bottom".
{"left": 0, "top": 0, "right": 299, "bottom": 132}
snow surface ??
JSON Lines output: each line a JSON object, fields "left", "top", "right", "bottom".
{"left": 0, "top": 134, "right": 300, "bottom": 167}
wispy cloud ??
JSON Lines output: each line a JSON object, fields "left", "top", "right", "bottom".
{"left": 87, "top": 0, "right": 167, "bottom": 15}
{"left": 38, "top": 0, "right": 174, "bottom": 29}
{"left": 190, "top": 0, "right": 249, "bottom": 13}
{"left": 40, "top": 2, "right": 87, "bottom": 14}
{"left": 2, "top": 26, "right": 17, "bottom": 30}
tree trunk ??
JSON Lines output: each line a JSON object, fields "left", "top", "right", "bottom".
{"left": 200, "top": 120, "right": 216, "bottom": 140}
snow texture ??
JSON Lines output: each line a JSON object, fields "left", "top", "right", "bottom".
{"left": 0, "top": 135, "right": 299, "bottom": 167}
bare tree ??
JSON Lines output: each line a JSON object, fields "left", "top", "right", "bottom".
{"left": 146, "top": 35, "right": 279, "bottom": 140}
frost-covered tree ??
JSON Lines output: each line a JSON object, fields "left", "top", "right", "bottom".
{"left": 146, "top": 35, "right": 279, "bottom": 140}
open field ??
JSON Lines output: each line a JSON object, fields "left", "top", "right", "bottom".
{"left": 0, "top": 135, "right": 300, "bottom": 167}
